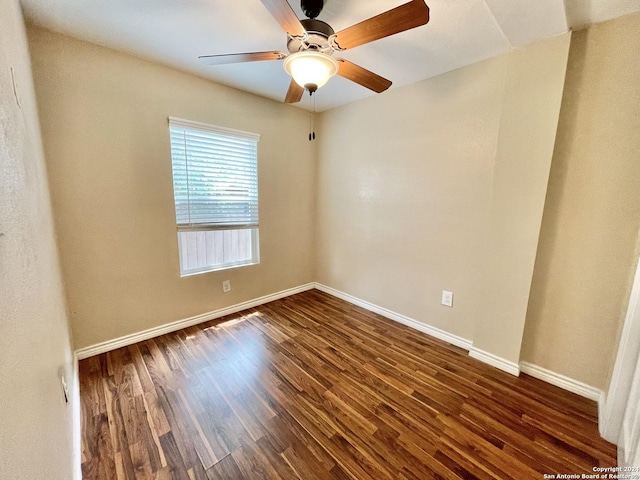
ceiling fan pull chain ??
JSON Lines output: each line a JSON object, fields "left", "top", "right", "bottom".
{"left": 308, "top": 91, "right": 312, "bottom": 140}
{"left": 309, "top": 90, "right": 316, "bottom": 141}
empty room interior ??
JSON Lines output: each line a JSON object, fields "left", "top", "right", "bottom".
{"left": 2, "top": 0, "right": 640, "bottom": 478}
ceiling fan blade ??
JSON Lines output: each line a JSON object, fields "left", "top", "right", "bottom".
{"left": 260, "top": 0, "right": 306, "bottom": 36}
{"left": 198, "top": 51, "right": 287, "bottom": 65}
{"left": 334, "top": 0, "right": 430, "bottom": 50}
{"left": 284, "top": 79, "right": 304, "bottom": 103}
{"left": 337, "top": 59, "right": 392, "bottom": 93}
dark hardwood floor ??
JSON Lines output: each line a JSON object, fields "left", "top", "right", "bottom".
{"left": 80, "top": 289, "right": 617, "bottom": 479}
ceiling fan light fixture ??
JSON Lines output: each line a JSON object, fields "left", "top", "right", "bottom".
{"left": 283, "top": 51, "right": 339, "bottom": 91}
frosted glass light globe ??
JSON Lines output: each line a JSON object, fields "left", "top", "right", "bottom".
{"left": 283, "top": 51, "right": 339, "bottom": 90}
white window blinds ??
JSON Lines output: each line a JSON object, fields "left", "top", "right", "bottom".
{"left": 168, "top": 117, "right": 260, "bottom": 231}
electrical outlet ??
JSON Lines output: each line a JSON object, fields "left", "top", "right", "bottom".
{"left": 441, "top": 290, "right": 454, "bottom": 307}
{"left": 222, "top": 280, "right": 231, "bottom": 293}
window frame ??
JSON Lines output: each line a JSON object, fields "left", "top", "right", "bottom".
{"left": 176, "top": 228, "right": 260, "bottom": 277}
{"left": 168, "top": 117, "right": 260, "bottom": 277}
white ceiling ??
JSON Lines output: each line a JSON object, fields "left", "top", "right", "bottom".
{"left": 20, "top": 0, "right": 640, "bottom": 111}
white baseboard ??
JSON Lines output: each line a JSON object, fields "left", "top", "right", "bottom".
{"left": 519, "top": 361, "right": 602, "bottom": 402}
{"left": 314, "top": 284, "right": 607, "bottom": 430}
{"left": 72, "top": 351, "right": 81, "bottom": 480}
{"left": 469, "top": 347, "right": 521, "bottom": 376}
{"left": 73, "top": 281, "right": 607, "bottom": 438}
{"left": 75, "top": 283, "right": 315, "bottom": 359}
{"left": 315, "top": 284, "right": 519, "bottom": 378}
{"left": 598, "top": 391, "right": 608, "bottom": 439}
{"left": 314, "top": 283, "right": 473, "bottom": 351}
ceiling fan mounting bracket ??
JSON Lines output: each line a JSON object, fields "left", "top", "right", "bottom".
{"left": 329, "top": 35, "right": 344, "bottom": 52}
{"left": 286, "top": 19, "right": 335, "bottom": 54}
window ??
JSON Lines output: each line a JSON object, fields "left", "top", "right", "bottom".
{"left": 168, "top": 117, "right": 260, "bottom": 276}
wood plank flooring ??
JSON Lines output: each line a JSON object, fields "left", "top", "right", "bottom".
{"left": 80, "top": 289, "right": 617, "bottom": 479}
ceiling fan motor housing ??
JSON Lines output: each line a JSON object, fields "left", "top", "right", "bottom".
{"left": 301, "top": 0, "right": 324, "bottom": 19}
{"left": 287, "top": 18, "right": 335, "bottom": 54}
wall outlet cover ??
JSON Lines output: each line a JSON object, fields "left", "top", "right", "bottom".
{"left": 442, "top": 290, "right": 454, "bottom": 307}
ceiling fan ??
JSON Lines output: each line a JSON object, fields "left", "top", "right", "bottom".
{"left": 198, "top": 0, "right": 430, "bottom": 104}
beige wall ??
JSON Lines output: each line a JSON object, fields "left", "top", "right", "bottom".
{"left": 521, "top": 13, "right": 640, "bottom": 389}
{"left": 472, "top": 34, "right": 571, "bottom": 364}
{"left": 0, "top": 2, "right": 75, "bottom": 478}
{"left": 316, "top": 55, "right": 506, "bottom": 341}
{"left": 316, "top": 34, "right": 570, "bottom": 365}
{"left": 28, "top": 26, "right": 316, "bottom": 350}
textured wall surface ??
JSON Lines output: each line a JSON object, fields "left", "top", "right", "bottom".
{"left": 316, "top": 55, "right": 506, "bottom": 342}
{"left": 29, "top": 27, "right": 316, "bottom": 350}
{"left": 0, "top": 1, "right": 75, "bottom": 478}
{"left": 316, "top": 34, "right": 570, "bottom": 367}
{"left": 472, "top": 33, "right": 571, "bottom": 365}
{"left": 522, "top": 13, "right": 640, "bottom": 389}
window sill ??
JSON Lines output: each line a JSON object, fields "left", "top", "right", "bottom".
{"left": 179, "top": 260, "right": 259, "bottom": 278}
